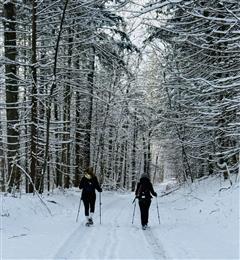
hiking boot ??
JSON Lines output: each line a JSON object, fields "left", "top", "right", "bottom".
{"left": 88, "top": 217, "right": 93, "bottom": 225}
{"left": 142, "top": 225, "right": 147, "bottom": 230}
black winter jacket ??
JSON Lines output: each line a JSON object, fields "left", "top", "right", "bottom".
{"left": 79, "top": 175, "right": 102, "bottom": 200}
{"left": 135, "top": 177, "right": 157, "bottom": 200}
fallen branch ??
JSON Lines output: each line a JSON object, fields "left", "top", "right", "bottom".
{"left": 160, "top": 186, "right": 180, "bottom": 197}
{"left": 219, "top": 186, "right": 231, "bottom": 192}
{"left": 209, "top": 209, "right": 220, "bottom": 214}
{"left": 191, "top": 195, "right": 203, "bottom": 202}
{"left": 16, "top": 164, "right": 52, "bottom": 216}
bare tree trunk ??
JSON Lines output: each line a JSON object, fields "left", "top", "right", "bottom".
{"left": 147, "top": 131, "right": 151, "bottom": 177}
{"left": 29, "top": 0, "right": 38, "bottom": 193}
{"left": 63, "top": 27, "right": 73, "bottom": 189}
{"left": 152, "top": 155, "right": 159, "bottom": 184}
{"left": 0, "top": 140, "right": 5, "bottom": 192}
{"left": 75, "top": 93, "right": 81, "bottom": 187}
{"left": 55, "top": 104, "right": 62, "bottom": 187}
{"left": 119, "top": 143, "right": 125, "bottom": 189}
{"left": 107, "top": 126, "right": 113, "bottom": 181}
{"left": 42, "top": 0, "right": 69, "bottom": 193}
{"left": 131, "top": 119, "right": 137, "bottom": 191}
{"left": 84, "top": 46, "right": 95, "bottom": 170}
{"left": 123, "top": 141, "right": 128, "bottom": 188}
{"left": 3, "top": 2, "right": 20, "bottom": 192}
{"left": 143, "top": 135, "right": 148, "bottom": 176}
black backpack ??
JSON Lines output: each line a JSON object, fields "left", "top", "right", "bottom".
{"left": 137, "top": 183, "right": 150, "bottom": 199}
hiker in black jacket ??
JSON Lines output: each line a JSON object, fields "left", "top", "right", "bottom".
{"left": 135, "top": 174, "right": 157, "bottom": 229}
{"left": 79, "top": 167, "right": 102, "bottom": 225}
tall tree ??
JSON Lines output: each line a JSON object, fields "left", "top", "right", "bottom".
{"left": 3, "top": 1, "right": 20, "bottom": 192}
{"left": 29, "top": 0, "right": 37, "bottom": 193}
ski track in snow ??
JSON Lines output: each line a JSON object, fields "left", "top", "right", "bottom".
{"left": 143, "top": 228, "right": 167, "bottom": 259}
{"left": 53, "top": 193, "right": 167, "bottom": 259}
{"left": 53, "top": 196, "right": 119, "bottom": 259}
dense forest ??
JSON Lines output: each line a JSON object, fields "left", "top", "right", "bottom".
{"left": 0, "top": 0, "right": 239, "bottom": 194}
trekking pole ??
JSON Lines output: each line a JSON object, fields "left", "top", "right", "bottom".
{"left": 99, "top": 192, "right": 102, "bottom": 224}
{"left": 76, "top": 191, "right": 82, "bottom": 223}
{"left": 156, "top": 196, "right": 161, "bottom": 224}
{"left": 132, "top": 198, "right": 136, "bottom": 224}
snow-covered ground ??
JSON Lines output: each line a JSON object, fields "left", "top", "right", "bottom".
{"left": 1, "top": 176, "right": 239, "bottom": 260}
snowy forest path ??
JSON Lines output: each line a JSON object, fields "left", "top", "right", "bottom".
{"left": 53, "top": 191, "right": 167, "bottom": 259}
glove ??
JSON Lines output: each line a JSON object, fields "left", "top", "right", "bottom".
{"left": 99, "top": 188, "right": 102, "bottom": 192}
{"left": 154, "top": 192, "right": 157, "bottom": 197}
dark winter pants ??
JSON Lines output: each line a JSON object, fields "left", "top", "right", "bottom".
{"left": 82, "top": 193, "right": 96, "bottom": 216}
{"left": 139, "top": 199, "right": 151, "bottom": 226}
